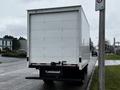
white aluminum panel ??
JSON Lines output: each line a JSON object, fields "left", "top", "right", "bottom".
{"left": 80, "top": 8, "right": 90, "bottom": 69}
{"left": 30, "top": 11, "right": 79, "bottom": 64}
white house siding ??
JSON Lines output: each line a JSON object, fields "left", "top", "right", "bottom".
{"left": 0, "top": 39, "right": 2, "bottom": 50}
{"left": 0, "top": 38, "right": 12, "bottom": 50}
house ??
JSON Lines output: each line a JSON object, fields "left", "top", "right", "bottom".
{"left": 0, "top": 38, "right": 12, "bottom": 50}
{"left": 19, "top": 39, "right": 27, "bottom": 52}
{"left": 0, "top": 38, "right": 2, "bottom": 50}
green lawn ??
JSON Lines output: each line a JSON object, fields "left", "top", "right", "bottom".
{"left": 90, "top": 66, "right": 120, "bottom": 90}
{"left": 105, "top": 54, "right": 120, "bottom": 60}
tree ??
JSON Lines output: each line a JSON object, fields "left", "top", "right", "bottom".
{"left": 3, "top": 35, "right": 14, "bottom": 39}
{"left": 12, "top": 38, "right": 20, "bottom": 50}
{"left": 19, "top": 37, "right": 26, "bottom": 40}
{"left": 105, "top": 40, "right": 114, "bottom": 53}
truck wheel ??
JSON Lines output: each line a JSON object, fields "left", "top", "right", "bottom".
{"left": 84, "top": 65, "right": 88, "bottom": 75}
{"left": 43, "top": 80, "right": 53, "bottom": 84}
{"left": 81, "top": 65, "right": 88, "bottom": 84}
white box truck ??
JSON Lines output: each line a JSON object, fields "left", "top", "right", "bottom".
{"left": 27, "top": 5, "right": 90, "bottom": 83}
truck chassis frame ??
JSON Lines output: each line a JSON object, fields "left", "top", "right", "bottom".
{"left": 27, "top": 63, "right": 88, "bottom": 83}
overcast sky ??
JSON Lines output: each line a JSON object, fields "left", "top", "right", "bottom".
{"left": 0, "top": 0, "right": 120, "bottom": 45}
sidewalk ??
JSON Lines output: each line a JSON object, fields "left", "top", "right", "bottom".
{"left": 96, "top": 60, "right": 120, "bottom": 66}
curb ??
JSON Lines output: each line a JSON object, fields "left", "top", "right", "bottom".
{"left": 86, "top": 60, "right": 97, "bottom": 90}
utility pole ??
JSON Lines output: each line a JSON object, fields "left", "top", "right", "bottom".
{"left": 113, "top": 38, "right": 115, "bottom": 53}
{"left": 95, "top": 0, "right": 105, "bottom": 90}
{"left": 98, "top": 9, "right": 105, "bottom": 90}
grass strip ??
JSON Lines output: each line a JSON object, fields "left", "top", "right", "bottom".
{"left": 90, "top": 65, "right": 120, "bottom": 90}
{"left": 105, "top": 54, "right": 120, "bottom": 60}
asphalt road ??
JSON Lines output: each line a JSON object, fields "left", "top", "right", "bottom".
{"left": 0, "top": 56, "right": 97, "bottom": 90}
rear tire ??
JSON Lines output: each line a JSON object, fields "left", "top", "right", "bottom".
{"left": 43, "top": 80, "right": 53, "bottom": 84}
{"left": 81, "top": 65, "right": 88, "bottom": 84}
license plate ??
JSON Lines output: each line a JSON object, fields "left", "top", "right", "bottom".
{"left": 45, "top": 71, "right": 60, "bottom": 74}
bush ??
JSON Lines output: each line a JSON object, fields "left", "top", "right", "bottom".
{"left": 1, "top": 51, "right": 27, "bottom": 58}
{"left": 3, "top": 47, "right": 11, "bottom": 52}
{"left": 17, "top": 52, "right": 27, "bottom": 57}
{"left": 116, "top": 49, "right": 120, "bottom": 55}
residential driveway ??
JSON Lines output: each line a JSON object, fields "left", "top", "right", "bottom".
{"left": 0, "top": 56, "right": 97, "bottom": 90}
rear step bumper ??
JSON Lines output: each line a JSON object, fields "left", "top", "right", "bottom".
{"left": 29, "top": 63, "right": 78, "bottom": 69}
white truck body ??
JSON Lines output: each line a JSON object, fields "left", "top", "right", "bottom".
{"left": 27, "top": 5, "right": 90, "bottom": 70}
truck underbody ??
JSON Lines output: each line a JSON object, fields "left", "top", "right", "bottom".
{"left": 28, "top": 62, "right": 88, "bottom": 83}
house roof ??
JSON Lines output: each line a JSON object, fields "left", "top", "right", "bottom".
{"left": 0, "top": 38, "right": 13, "bottom": 41}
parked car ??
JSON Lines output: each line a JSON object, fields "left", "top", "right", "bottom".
{"left": 92, "top": 51, "right": 98, "bottom": 56}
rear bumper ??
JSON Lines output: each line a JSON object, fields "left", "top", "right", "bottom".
{"left": 29, "top": 63, "right": 78, "bottom": 69}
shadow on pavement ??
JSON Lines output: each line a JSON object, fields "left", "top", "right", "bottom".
{"left": 40, "top": 81, "right": 83, "bottom": 90}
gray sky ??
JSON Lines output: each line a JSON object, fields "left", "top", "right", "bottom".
{"left": 0, "top": 0, "right": 120, "bottom": 45}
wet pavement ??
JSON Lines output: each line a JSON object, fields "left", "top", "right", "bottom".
{"left": 0, "top": 56, "right": 97, "bottom": 90}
